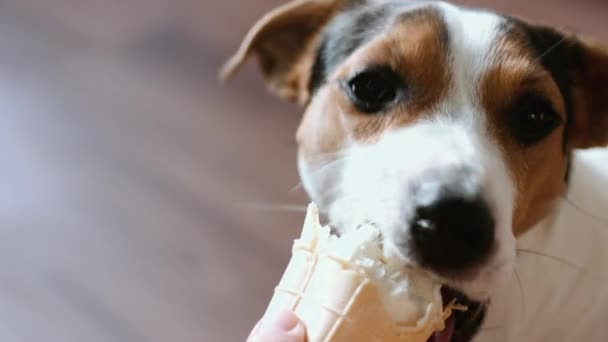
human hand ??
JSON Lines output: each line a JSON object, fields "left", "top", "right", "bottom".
{"left": 247, "top": 308, "right": 306, "bottom": 342}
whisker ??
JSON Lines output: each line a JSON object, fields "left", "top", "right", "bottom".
{"left": 287, "top": 156, "right": 351, "bottom": 195}
{"left": 514, "top": 267, "right": 526, "bottom": 325}
{"left": 306, "top": 149, "right": 353, "bottom": 160}
{"left": 559, "top": 195, "right": 608, "bottom": 227}
{"left": 310, "top": 156, "right": 351, "bottom": 177}
{"left": 517, "top": 249, "right": 607, "bottom": 281}
{"left": 516, "top": 248, "right": 582, "bottom": 270}
{"left": 322, "top": 195, "right": 398, "bottom": 230}
{"left": 239, "top": 203, "right": 308, "bottom": 213}
{"left": 287, "top": 182, "right": 305, "bottom": 196}
{"left": 534, "top": 35, "right": 568, "bottom": 62}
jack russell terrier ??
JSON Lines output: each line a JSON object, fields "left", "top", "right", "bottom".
{"left": 222, "top": 0, "right": 608, "bottom": 341}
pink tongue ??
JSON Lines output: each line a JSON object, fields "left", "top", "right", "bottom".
{"left": 428, "top": 316, "right": 455, "bottom": 342}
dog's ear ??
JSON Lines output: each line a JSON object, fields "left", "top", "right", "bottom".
{"left": 569, "top": 39, "right": 608, "bottom": 149}
{"left": 220, "top": 0, "right": 347, "bottom": 104}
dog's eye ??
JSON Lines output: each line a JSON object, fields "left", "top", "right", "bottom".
{"left": 511, "top": 95, "right": 562, "bottom": 146}
{"left": 345, "top": 68, "right": 402, "bottom": 113}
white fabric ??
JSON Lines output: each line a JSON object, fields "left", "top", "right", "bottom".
{"left": 477, "top": 148, "right": 608, "bottom": 341}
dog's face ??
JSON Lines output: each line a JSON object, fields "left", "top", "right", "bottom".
{"left": 224, "top": 0, "right": 608, "bottom": 339}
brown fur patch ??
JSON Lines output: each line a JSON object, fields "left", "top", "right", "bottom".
{"left": 297, "top": 8, "right": 451, "bottom": 158}
{"left": 296, "top": 84, "right": 350, "bottom": 157}
{"left": 480, "top": 34, "right": 570, "bottom": 236}
{"left": 569, "top": 42, "right": 608, "bottom": 148}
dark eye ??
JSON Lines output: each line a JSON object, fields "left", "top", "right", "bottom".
{"left": 344, "top": 67, "right": 403, "bottom": 113}
{"left": 510, "top": 95, "right": 562, "bottom": 146}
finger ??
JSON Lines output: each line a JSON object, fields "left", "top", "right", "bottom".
{"left": 246, "top": 319, "right": 262, "bottom": 341}
{"left": 247, "top": 308, "right": 306, "bottom": 342}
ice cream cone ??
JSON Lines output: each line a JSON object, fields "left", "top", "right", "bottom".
{"left": 262, "top": 203, "right": 457, "bottom": 342}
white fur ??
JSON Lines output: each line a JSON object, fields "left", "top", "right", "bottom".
{"left": 300, "top": 3, "right": 516, "bottom": 301}
{"left": 479, "top": 150, "right": 608, "bottom": 342}
{"left": 436, "top": 4, "right": 518, "bottom": 299}
{"left": 322, "top": 115, "right": 516, "bottom": 300}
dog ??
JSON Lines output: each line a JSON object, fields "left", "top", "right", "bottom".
{"left": 222, "top": 1, "right": 608, "bottom": 341}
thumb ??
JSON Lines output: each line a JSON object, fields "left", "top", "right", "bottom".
{"left": 247, "top": 308, "right": 306, "bottom": 342}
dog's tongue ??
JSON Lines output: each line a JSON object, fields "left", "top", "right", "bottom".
{"left": 427, "top": 315, "right": 455, "bottom": 342}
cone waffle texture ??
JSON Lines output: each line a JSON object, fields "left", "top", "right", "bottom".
{"left": 263, "top": 203, "right": 454, "bottom": 342}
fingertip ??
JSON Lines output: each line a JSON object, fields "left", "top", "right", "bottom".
{"left": 246, "top": 319, "right": 262, "bottom": 342}
{"left": 248, "top": 309, "right": 306, "bottom": 342}
{"left": 286, "top": 319, "right": 307, "bottom": 342}
{"left": 263, "top": 308, "right": 300, "bottom": 332}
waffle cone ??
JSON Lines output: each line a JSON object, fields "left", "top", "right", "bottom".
{"left": 263, "top": 203, "right": 456, "bottom": 342}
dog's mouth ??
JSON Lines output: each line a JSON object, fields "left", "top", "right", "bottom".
{"left": 428, "top": 286, "right": 487, "bottom": 342}
{"left": 337, "top": 220, "right": 488, "bottom": 341}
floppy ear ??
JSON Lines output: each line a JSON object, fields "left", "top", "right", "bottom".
{"left": 220, "top": 0, "right": 347, "bottom": 104}
{"left": 569, "top": 39, "right": 608, "bottom": 149}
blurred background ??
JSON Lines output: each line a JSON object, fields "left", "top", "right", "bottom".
{"left": 0, "top": 0, "right": 606, "bottom": 341}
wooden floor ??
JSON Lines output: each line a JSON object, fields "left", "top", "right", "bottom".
{"left": 0, "top": 1, "right": 606, "bottom": 341}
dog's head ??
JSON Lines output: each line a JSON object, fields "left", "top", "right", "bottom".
{"left": 224, "top": 0, "right": 608, "bottom": 339}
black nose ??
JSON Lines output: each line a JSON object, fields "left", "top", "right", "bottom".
{"left": 410, "top": 195, "right": 495, "bottom": 271}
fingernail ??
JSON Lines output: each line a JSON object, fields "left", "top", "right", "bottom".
{"left": 264, "top": 308, "right": 299, "bottom": 332}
